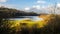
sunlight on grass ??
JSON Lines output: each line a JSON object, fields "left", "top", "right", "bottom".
{"left": 7, "top": 18, "right": 48, "bottom": 29}
{"left": 2, "top": 15, "right": 53, "bottom": 33}
{"left": 3, "top": 15, "right": 52, "bottom": 32}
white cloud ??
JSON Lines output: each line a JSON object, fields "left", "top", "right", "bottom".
{"left": 0, "top": 0, "right": 7, "bottom": 2}
{"left": 37, "top": 0, "right": 46, "bottom": 4}
{"left": 0, "top": 4, "right": 16, "bottom": 9}
{"left": 33, "top": 5, "right": 40, "bottom": 9}
{"left": 24, "top": 7, "right": 30, "bottom": 10}
{"left": 57, "top": 3, "right": 60, "bottom": 7}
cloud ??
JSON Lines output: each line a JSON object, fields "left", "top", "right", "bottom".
{"left": 57, "top": 3, "right": 60, "bottom": 7}
{"left": 37, "top": 0, "right": 46, "bottom": 4}
{"left": 0, "top": 4, "right": 16, "bottom": 9}
{"left": 24, "top": 7, "right": 30, "bottom": 10}
{"left": 33, "top": 5, "right": 40, "bottom": 9}
{"left": 0, "top": 0, "right": 8, "bottom": 2}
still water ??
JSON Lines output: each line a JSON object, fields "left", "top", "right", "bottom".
{"left": 6, "top": 16, "right": 43, "bottom": 21}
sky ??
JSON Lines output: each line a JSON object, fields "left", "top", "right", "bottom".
{"left": 0, "top": 0, "right": 60, "bottom": 11}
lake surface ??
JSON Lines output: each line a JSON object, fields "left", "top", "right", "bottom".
{"left": 6, "top": 16, "right": 43, "bottom": 21}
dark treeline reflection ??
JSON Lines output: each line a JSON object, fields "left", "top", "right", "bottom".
{"left": 0, "top": 7, "right": 60, "bottom": 34}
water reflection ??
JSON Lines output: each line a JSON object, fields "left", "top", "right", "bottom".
{"left": 6, "top": 16, "right": 43, "bottom": 21}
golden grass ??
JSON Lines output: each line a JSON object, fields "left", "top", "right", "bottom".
{"left": 4, "top": 15, "right": 52, "bottom": 31}
{"left": 7, "top": 18, "right": 48, "bottom": 29}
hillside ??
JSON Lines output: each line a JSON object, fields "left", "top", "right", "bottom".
{"left": 0, "top": 7, "right": 39, "bottom": 18}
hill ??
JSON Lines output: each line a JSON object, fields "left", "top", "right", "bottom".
{"left": 0, "top": 7, "right": 39, "bottom": 18}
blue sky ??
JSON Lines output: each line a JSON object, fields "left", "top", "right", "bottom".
{"left": 0, "top": 0, "right": 60, "bottom": 10}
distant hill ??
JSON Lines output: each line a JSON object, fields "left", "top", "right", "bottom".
{"left": 0, "top": 7, "right": 39, "bottom": 18}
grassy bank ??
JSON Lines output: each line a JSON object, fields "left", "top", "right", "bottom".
{"left": 0, "top": 14, "right": 60, "bottom": 34}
